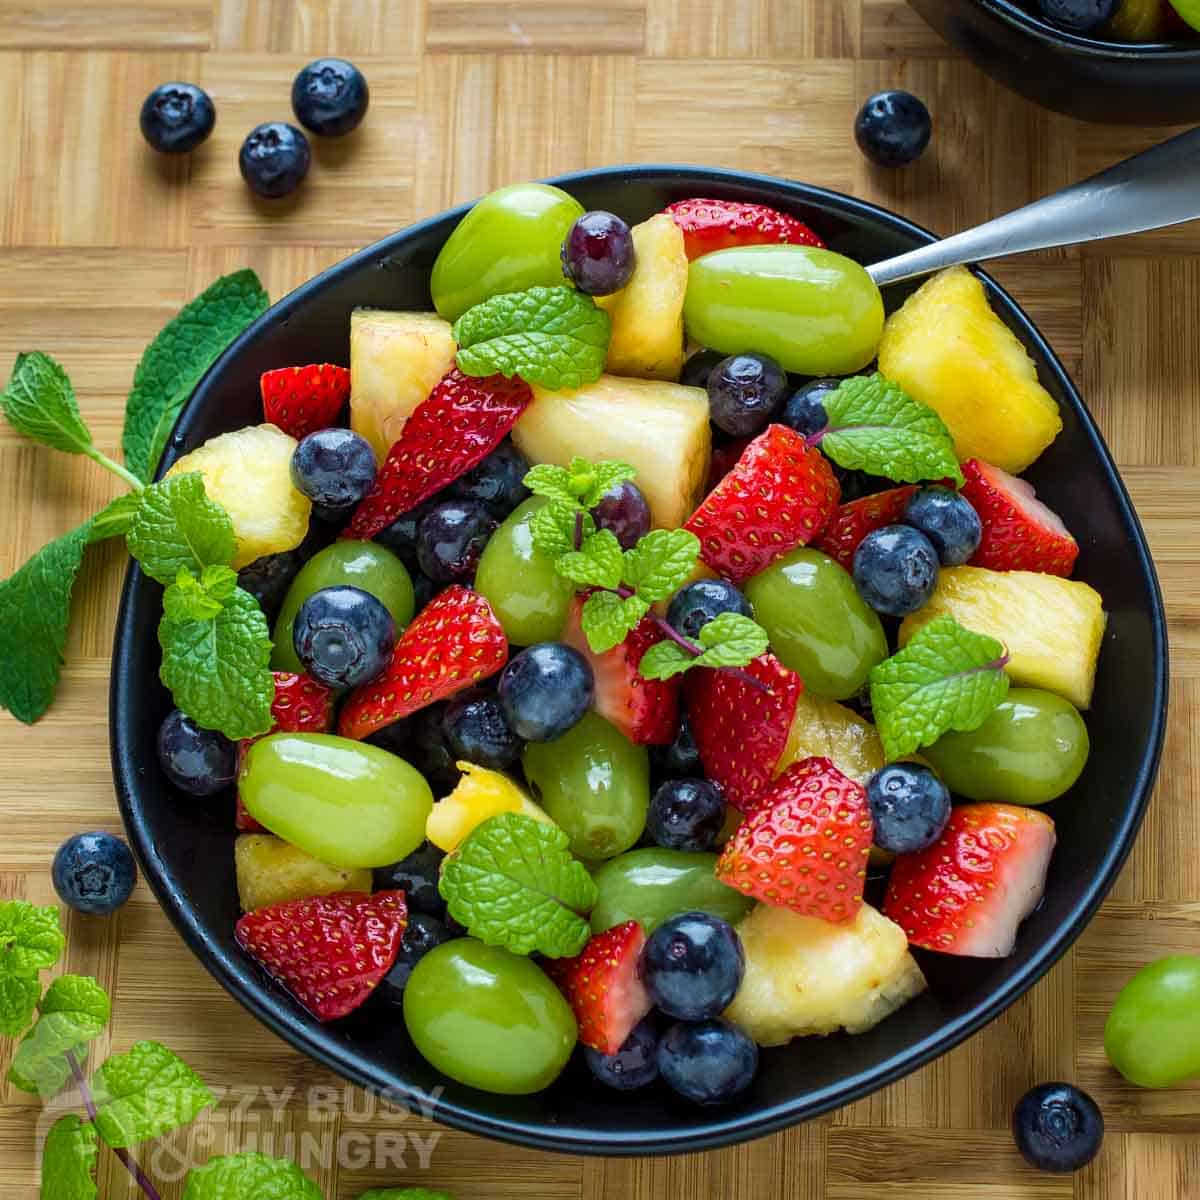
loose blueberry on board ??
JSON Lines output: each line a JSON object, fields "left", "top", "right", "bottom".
{"left": 1037, "top": 0, "right": 1119, "bottom": 34}
{"left": 561, "top": 210, "right": 637, "bottom": 296}
{"left": 156, "top": 709, "right": 238, "bottom": 797}
{"left": 779, "top": 377, "right": 840, "bottom": 437}
{"left": 585, "top": 1017, "right": 661, "bottom": 1091}
{"left": 591, "top": 479, "right": 652, "bottom": 550}
{"left": 680, "top": 348, "right": 725, "bottom": 390}
{"left": 646, "top": 779, "right": 727, "bottom": 852}
{"left": 854, "top": 90, "right": 933, "bottom": 168}
{"left": 416, "top": 499, "right": 498, "bottom": 583}
{"left": 650, "top": 715, "right": 704, "bottom": 781}
{"left": 903, "top": 485, "right": 983, "bottom": 566}
{"left": 442, "top": 688, "right": 523, "bottom": 771}
{"left": 374, "top": 840, "right": 447, "bottom": 917}
{"left": 1012, "top": 1083, "right": 1105, "bottom": 1173}
{"left": 239, "top": 122, "right": 312, "bottom": 199}
{"left": 867, "top": 763, "right": 952, "bottom": 854}
{"left": 498, "top": 643, "right": 594, "bottom": 742}
{"left": 852, "top": 524, "right": 940, "bottom": 616}
{"left": 666, "top": 578, "right": 753, "bottom": 640}
{"left": 291, "top": 58, "right": 370, "bottom": 137}
{"left": 374, "top": 913, "right": 454, "bottom": 1003}
{"left": 139, "top": 82, "right": 216, "bottom": 154}
{"left": 447, "top": 442, "right": 530, "bottom": 520}
{"left": 238, "top": 548, "right": 306, "bottom": 623}
{"left": 291, "top": 428, "right": 377, "bottom": 519}
{"left": 657, "top": 1018, "right": 759, "bottom": 1106}
{"left": 292, "top": 585, "right": 395, "bottom": 689}
{"left": 706, "top": 353, "right": 789, "bottom": 437}
{"left": 52, "top": 833, "right": 138, "bottom": 916}
{"left": 641, "top": 911, "right": 745, "bottom": 1021}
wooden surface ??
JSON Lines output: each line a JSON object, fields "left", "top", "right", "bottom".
{"left": 1, "top": 2, "right": 1198, "bottom": 1196}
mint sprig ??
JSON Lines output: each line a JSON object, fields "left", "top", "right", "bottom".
{"left": 0, "top": 900, "right": 66, "bottom": 976}
{"left": 8, "top": 975, "right": 111, "bottom": 1098}
{"left": 127, "top": 474, "right": 236, "bottom": 585}
{"left": 181, "top": 1153, "right": 323, "bottom": 1200}
{"left": 40, "top": 1114, "right": 99, "bottom": 1200}
{"left": 639, "top": 612, "right": 770, "bottom": 680}
{"left": 525, "top": 458, "right": 636, "bottom": 508}
{"left": 620, "top": 529, "right": 701, "bottom": 603}
{"left": 556, "top": 528, "right": 624, "bottom": 590}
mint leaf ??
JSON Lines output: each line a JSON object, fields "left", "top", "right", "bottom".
{"left": 123, "top": 269, "right": 269, "bottom": 483}
{"left": 89, "top": 492, "right": 141, "bottom": 544}
{"left": 41, "top": 974, "right": 112, "bottom": 1024}
{"left": 620, "top": 528, "right": 700, "bottom": 603}
{"left": 201, "top": 563, "right": 238, "bottom": 601}
{"left": 40, "top": 1114, "right": 98, "bottom": 1200}
{"left": 164, "top": 571, "right": 224, "bottom": 622}
{"left": 556, "top": 529, "right": 623, "bottom": 590}
{"left": 454, "top": 286, "right": 610, "bottom": 391}
{"left": 580, "top": 589, "right": 648, "bottom": 654}
{"left": 8, "top": 975, "right": 110, "bottom": 1097}
{"left": 523, "top": 463, "right": 575, "bottom": 504}
{"left": 0, "top": 901, "right": 65, "bottom": 975}
{"left": 440, "top": 813, "right": 597, "bottom": 957}
{"left": 1, "top": 351, "right": 94, "bottom": 455}
{"left": 0, "top": 972, "right": 40, "bottom": 1037}
{"left": 869, "top": 615, "right": 1010, "bottom": 760}
{"left": 182, "top": 1152, "right": 322, "bottom": 1200}
{"left": 819, "top": 372, "right": 964, "bottom": 487}
{"left": 694, "top": 611, "right": 771, "bottom": 669}
{"left": 565, "top": 457, "right": 636, "bottom": 508}
{"left": 159, "top": 586, "right": 274, "bottom": 740}
{"left": 127, "top": 473, "right": 236, "bottom": 585}
{"left": 529, "top": 499, "right": 592, "bottom": 561}
{"left": 636, "top": 640, "right": 694, "bottom": 681}
{"left": 359, "top": 1191, "right": 455, "bottom": 1200}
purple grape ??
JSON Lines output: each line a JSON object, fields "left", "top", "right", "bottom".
{"left": 707, "top": 353, "right": 788, "bottom": 437}
{"left": 561, "top": 211, "right": 636, "bottom": 297}
{"left": 590, "top": 480, "right": 651, "bottom": 550}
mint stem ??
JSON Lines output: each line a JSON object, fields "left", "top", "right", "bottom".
{"left": 573, "top": 510, "right": 584, "bottom": 552}
{"left": 84, "top": 445, "right": 145, "bottom": 492}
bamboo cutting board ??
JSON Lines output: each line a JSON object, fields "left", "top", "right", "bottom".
{"left": 1, "top": 2, "right": 1198, "bottom": 1196}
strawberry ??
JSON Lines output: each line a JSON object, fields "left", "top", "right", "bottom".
{"left": 338, "top": 585, "right": 508, "bottom": 740}
{"left": 543, "top": 921, "right": 652, "bottom": 1055}
{"left": 261, "top": 363, "right": 351, "bottom": 440}
{"left": 813, "top": 485, "right": 918, "bottom": 570}
{"left": 716, "top": 756, "right": 872, "bottom": 923}
{"left": 883, "top": 803, "right": 1057, "bottom": 958}
{"left": 960, "top": 458, "right": 1079, "bottom": 576}
{"left": 664, "top": 198, "right": 825, "bottom": 260}
{"left": 684, "top": 424, "right": 840, "bottom": 583}
{"left": 685, "top": 652, "right": 802, "bottom": 813}
{"left": 343, "top": 369, "right": 532, "bottom": 542}
{"left": 235, "top": 889, "right": 407, "bottom": 1021}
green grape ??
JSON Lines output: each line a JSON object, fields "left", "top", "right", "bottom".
{"left": 240, "top": 733, "right": 432, "bottom": 868}
{"left": 1105, "top": 956, "right": 1200, "bottom": 1088}
{"left": 922, "top": 688, "right": 1089, "bottom": 806}
{"left": 272, "top": 541, "right": 414, "bottom": 673}
{"left": 403, "top": 939, "right": 577, "bottom": 1094}
{"left": 683, "top": 245, "right": 885, "bottom": 376}
{"left": 475, "top": 497, "right": 575, "bottom": 646}
{"left": 522, "top": 711, "right": 649, "bottom": 862}
{"left": 589, "top": 848, "right": 754, "bottom": 934}
{"left": 1170, "top": 0, "right": 1200, "bottom": 32}
{"left": 744, "top": 547, "right": 887, "bottom": 700}
{"left": 430, "top": 183, "right": 585, "bottom": 322}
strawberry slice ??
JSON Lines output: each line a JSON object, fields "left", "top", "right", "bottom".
{"left": 960, "top": 458, "right": 1079, "bottom": 576}
{"left": 685, "top": 652, "right": 802, "bottom": 813}
{"left": 884, "top": 803, "right": 1057, "bottom": 958}
{"left": 685, "top": 424, "right": 840, "bottom": 584}
{"left": 261, "top": 363, "right": 351, "bottom": 440}
{"left": 813, "top": 485, "right": 918, "bottom": 570}
{"left": 338, "top": 585, "right": 508, "bottom": 740}
{"left": 343, "top": 369, "right": 532, "bottom": 542}
{"left": 235, "top": 890, "right": 407, "bottom": 1021}
{"left": 543, "top": 921, "right": 652, "bottom": 1055}
{"left": 664, "top": 198, "right": 825, "bottom": 260}
{"left": 561, "top": 594, "right": 681, "bottom": 746}
{"left": 716, "top": 756, "right": 872, "bottom": 923}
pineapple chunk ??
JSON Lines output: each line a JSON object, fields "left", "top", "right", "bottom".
{"left": 725, "top": 902, "right": 926, "bottom": 1046}
{"left": 167, "top": 424, "right": 310, "bottom": 569}
{"left": 426, "top": 762, "right": 556, "bottom": 852}
{"left": 900, "top": 566, "right": 1106, "bottom": 710}
{"left": 774, "top": 691, "right": 885, "bottom": 783}
{"left": 350, "top": 309, "right": 458, "bottom": 460}
{"left": 513, "top": 374, "right": 711, "bottom": 530}
{"left": 878, "top": 266, "right": 1062, "bottom": 473}
{"left": 235, "top": 834, "right": 371, "bottom": 913}
{"left": 595, "top": 214, "right": 687, "bottom": 381}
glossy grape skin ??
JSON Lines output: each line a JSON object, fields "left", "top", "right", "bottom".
{"left": 561, "top": 210, "right": 636, "bottom": 296}
{"left": 590, "top": 480, "right": 651, "bottom": 550}
{"left": 744, "top": 548, "right": 887, "bottom": 699}
{"left": 240, "top": 733, "right": 433, "bottom": 868}
{"left": 272, "top": 541, "right": 414, "bottom": 674}
{"left": 403, "top": 939, "right": 577, "bottom": 1094}
{"left": 431, "top": 183, "right": 585, "bottom": 322}
{"left": 922, "top": 688, "right": 1089, "bottom": 806}
{"left": 475, "top": 496, "right": 576, "bottom": 646}
{"left": 684, "top": 246, "right": 885, "bottom": 376}
{"left": 522, "top": 711, "right": 649, "bottom": 861}
{"left": 1104, "top": 956, "right": 1200, "bottom": 1089}
{"left": 415, "top": 499, "right": 497, "bottom": 583}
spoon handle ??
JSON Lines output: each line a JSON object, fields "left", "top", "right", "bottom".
{"left": 868, "top": 126, "right": 1200, "bottom": 288}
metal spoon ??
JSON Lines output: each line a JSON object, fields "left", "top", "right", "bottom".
{"left": 868, "top": 125, "right": 1200, "bottom": 288}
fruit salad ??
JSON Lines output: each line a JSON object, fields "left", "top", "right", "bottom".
{"left": 153, "top": 181, "right": 1107, "bottom": 1108}
{"left": 1023, "top": 0, "right": 1200, "bottom": 41}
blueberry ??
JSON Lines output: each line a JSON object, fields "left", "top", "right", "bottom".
{"left": 237, "top": 549, "right": 305, "bottom": 623}
{"left": 1036, "top": 0, "right": 1119, "bottom": 34}
{"left": 903, "top": 485, "right": 982, "bottom": 566}
{"left": 374, "top": 913, "right": 454, "bottom": 1004}
{"left": 852, "top": 524, "right": 939, "bottom": 617}
{"left": 407, "top": 704, "right": 462, "bottom": 794}
{"left": 139, "top": 82, "right": 215, "bottom": 154}
{"left": 373, "top": 841, "right": 447, "bottom": 916}
{"left": 442, "top": 688, "right": 522, "bottom": 771}
{"left": 375, "top": 498, "right": 438, "bottom": 566}
{"left": 291, "top": 58, "right": 370, "bottom": 137}
{"left": 156, "top": 709, "right": 238, "bottom": 796}
{"left": 647, "top": 779, "right": 726, "bottom": 852}
{"left": 780, "top": 377, "right": 840, "bottom": 437}
{"left": 292, "top": 585, "right": 395, "bottom": 689}
{"left": 1012, "top": 1082, "right": 1104, "bottom": 1173}
{"left": 416, "top": 499, "right": 497, "bottom": 583}
{"left": 590, "top": 479, "right": 651, "bottom": 551}
{"left": 290, "top": 429, "right": 377, "bottom": 519}
{"left": 835, "top": 466, "right": 897, "bottom": 503}
{"left": 657, "top": 1018, "right": 758, "bottom": 1106}
{"left": 680, "top": 348, "right": 725, "bottom": 390}
{"left": 585, "top": 1017, "right": 660, "bottom": 1091}
{"left": 641, "top": 911, "right": 745, "bottom": 1021}
{"left": 52, "top": 833, "right": 137, "bottom": 916}
{"left": 666, "top": 579, "right": 753, "bottom": 640}
{"left": 447, "top": 442, "right": 530, "bottom": 520}
{"left": 497, "top": 643, "right": 594, "bottom": 743}
{"left": 855, "top": 90, "right": 932, "bottom": 169}
{"left": 650, "top": 715, "right": 703, "bottom": 781}
{"left": 239, "top": 122, "right": 311, "bottom": 199}
{"left": 561, "top": 210, "right": 637, "bottom": 296}
{"left": 707, "top": 353, "right": 788, "bottom": 437}
{"left": 867, "top": 763, "right": 952, "bottom": 854}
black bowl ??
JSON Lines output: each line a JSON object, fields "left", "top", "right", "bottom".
{"left": 111, "top": 165, "right": 1167, "bottom": 1155}
{"left": 911, "top": 0, "right": 1200, "bottom": 124}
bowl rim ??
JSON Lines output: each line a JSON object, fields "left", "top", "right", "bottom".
{"left": 976, "top": 0, "right": 1200, "bottom": 56}
{"left": 110, "top": 162, "right": 1169, "bottom": 1156}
